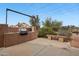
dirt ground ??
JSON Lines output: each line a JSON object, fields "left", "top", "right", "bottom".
{"left": 0, "top": 38, "right": 79, "bottom": 56}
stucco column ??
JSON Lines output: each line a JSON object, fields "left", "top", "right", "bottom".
{"left": 32, "top": 26, "right": 36, "bottom": 32}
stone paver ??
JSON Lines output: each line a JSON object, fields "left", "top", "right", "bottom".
{"left": 0, "top": 38, "right": 79, "bottom": 56}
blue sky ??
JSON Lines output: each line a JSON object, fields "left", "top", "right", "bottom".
{"left": 0, "top": 3, "right": 79, "bottom": 26}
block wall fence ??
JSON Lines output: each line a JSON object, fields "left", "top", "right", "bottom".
{"left": 0, "top": 24, "right": 37, "bottom": 47}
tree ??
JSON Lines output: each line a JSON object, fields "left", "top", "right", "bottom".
{"left": 42, "top": 17, "right": 52, "bottom": 28}
{"left": 38, "top": 17, "right": 62, "bottom": 37}
{"left": 29, "top": 15, "right": 40, "bottom": 30}
{"left": 17, "top": 22, "right": 27, "bottom": 28}
{"left": 51, "top": 20, "right": 62, "bottom": 31}
{"left": 42, "top": 17, "right": 62, "bottom": 32}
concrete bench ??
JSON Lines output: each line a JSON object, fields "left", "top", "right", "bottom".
{"left": 47, "top": 35, "right": 66, "bottom": 42}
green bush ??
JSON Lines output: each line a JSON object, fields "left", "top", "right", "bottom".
{"left": 38, "top": 27, "right": 58, "bottom": 38}
{"left": 38, "top": 28, "right": 47, "bottom": 37}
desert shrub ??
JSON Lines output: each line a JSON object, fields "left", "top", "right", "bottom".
{"left": 58, "top": 29, "right": 72, "bottom": 42}
{"left": 38, "top": 28, "right": 47, "bottom": 38}
{"left": 38, "top": 27, "right": 58, "bottom": 38}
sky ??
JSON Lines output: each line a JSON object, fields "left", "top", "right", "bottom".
{"left": 0, "top": 3, "right": 79, "bottom": 26}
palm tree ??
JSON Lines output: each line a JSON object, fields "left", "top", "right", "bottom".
{"left": 29, "top": 15, "right": 40, "bottom": 31}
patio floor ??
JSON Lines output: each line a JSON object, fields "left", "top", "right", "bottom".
{"left": 0, "top": 38, "right": 79, "bottom": 56}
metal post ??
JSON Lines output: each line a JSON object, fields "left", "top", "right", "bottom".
{"left": 6, "top": 9, "right": 7, "bottom": 24}
{"left": 6, "top": 8, "right": 37, "bottom": 25}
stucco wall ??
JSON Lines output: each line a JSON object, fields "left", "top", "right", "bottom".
{"left": 70, "top": 36, "right": 79, "bottom": 48}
